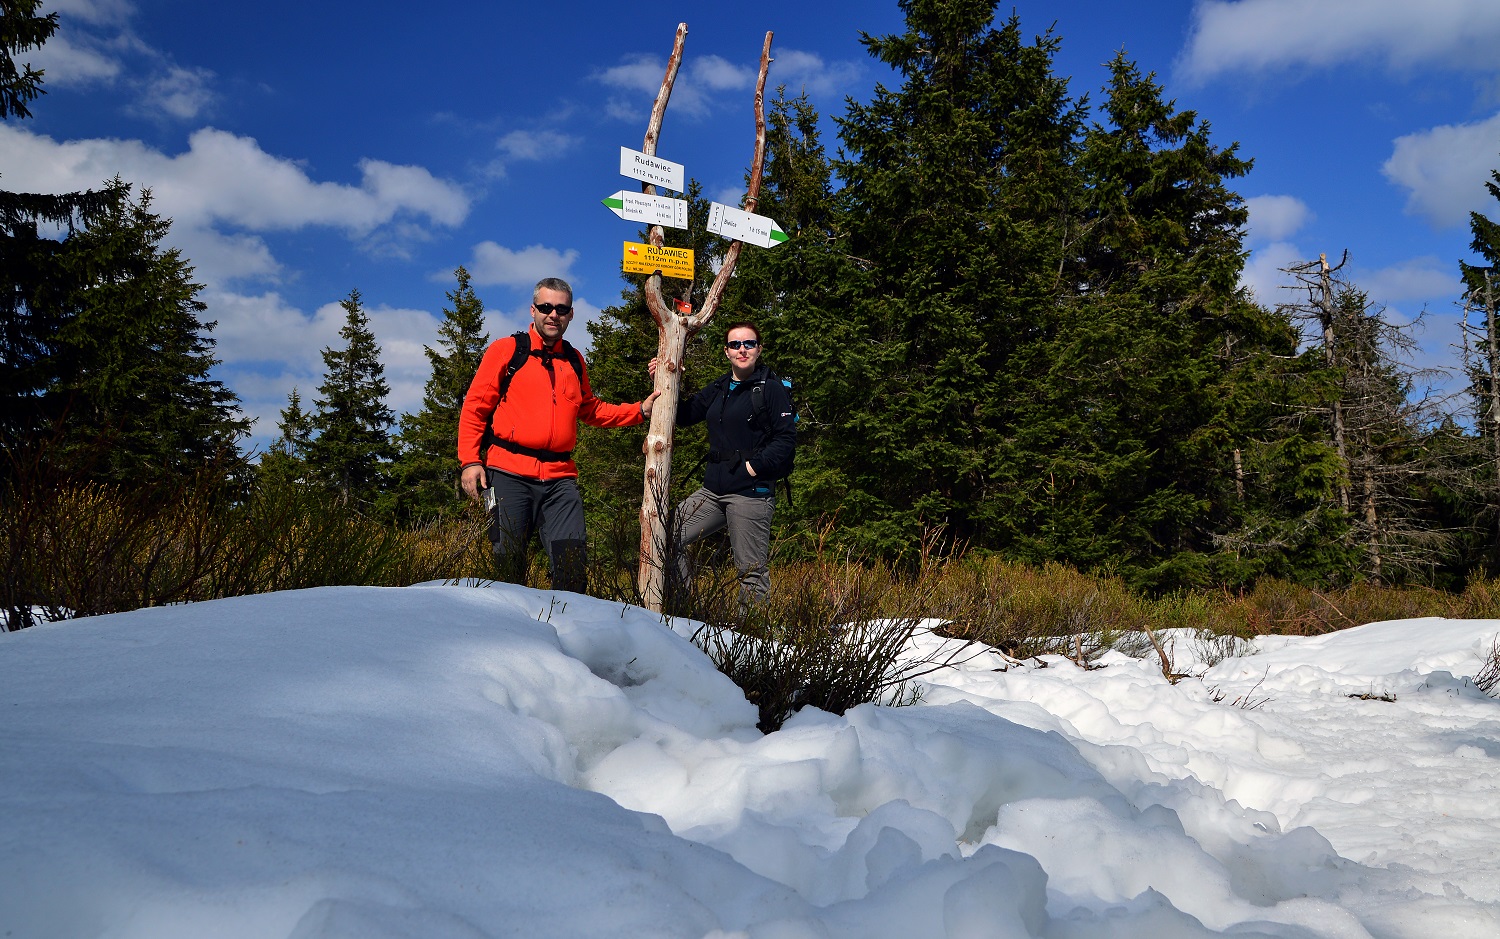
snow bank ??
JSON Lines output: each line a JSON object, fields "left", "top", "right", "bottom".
{"left": 2, "top": 584, "right": 1497, "bottom": 937}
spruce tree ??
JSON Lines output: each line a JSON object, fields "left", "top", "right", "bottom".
{"left": 819, "top": 1, "right": 1085, "bottom": 557}
{"left": 257, "top": 387, "right": 313, "bottom": 489}
{"left": 307, "top": 289, "right": 396, "bottom": 505}
{"left": 2, "top": 3, "right": 141, "bottom": 462}
{"left": 718, "top": 89, "right": 862, "bottom": 544}
{"left": 1459, "top": 164, "right": 1500, "bottom": 566}
{"left": 43, "top": 186, "right": 249, "bottom": 481}
{"left": 1018, "top": 53, "right": 1275, "bottom": 588}
{"left": 385, "top": 266, "right": 489, "bottom": 521}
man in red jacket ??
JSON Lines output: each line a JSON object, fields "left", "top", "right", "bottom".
{"left": 458, "top": 277, "right": 659, "bottom": 593}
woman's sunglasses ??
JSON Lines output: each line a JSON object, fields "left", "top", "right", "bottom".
{"left": 726, "top": 339, "right": 760, "bottom": 350}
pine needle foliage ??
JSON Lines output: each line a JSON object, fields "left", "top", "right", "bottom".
{"left": 307, "top": 289, "right": 396, "bottom": 508}
{"left": 385, "top": 266, "right": 490, "bottom": 521}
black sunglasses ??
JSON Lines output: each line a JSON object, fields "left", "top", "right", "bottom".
{"left": 534, "top": 302, "right": 573, "bottom": 317}
{"left": 726, "top": 339, "right": 760, "bottom": 350}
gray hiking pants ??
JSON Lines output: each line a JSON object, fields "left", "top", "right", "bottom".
{"left": 486, "top": 468, "right": 587, "bottom": 594}
{"left": 675, "top": 487, "right": 775, "bottom": 607}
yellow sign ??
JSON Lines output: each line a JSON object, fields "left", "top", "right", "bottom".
{"left": 622, "top": 241, "right": 694, "bottom": 280}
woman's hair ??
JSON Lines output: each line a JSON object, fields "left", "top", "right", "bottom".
{"left": 723, "top": 321, "right": 760, "bottom": 342}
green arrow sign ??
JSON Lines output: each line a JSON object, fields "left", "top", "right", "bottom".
{"left": 602, "top": 191, "right": 689, "bottom": 230}
{"left": 707, "top": 202, "right": 787, "bottom": 249}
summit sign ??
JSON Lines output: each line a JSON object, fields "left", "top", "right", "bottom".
{"left": 622, "top": 241, "right": 694, "bottom": 280}
{"left": 619, "top": 146, "right": 685, "bottom": 192}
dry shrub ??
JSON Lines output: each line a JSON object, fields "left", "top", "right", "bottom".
{"left": 927, "top": 557, "right": 1149, "bottom": 665}
{"left": 1475, "top": 639, "right": 1500, "bottom": 697}
{"left": 1214, "top": 578, "right": 1472, "bottom": 637}
{"left": 2, "top": 471, "right": 240, "bottom": 627}
{"left": 1456, "top": 577, "right": 1500, "bottom": 620}
{"left": 1232, "top": 579, "right": 1325, "bottom": 635}
{"left": 680, "top": 547, "right": 970, "bottom": 733}
{"left": 1, "top": 462, "right": 489, "bottom": 630}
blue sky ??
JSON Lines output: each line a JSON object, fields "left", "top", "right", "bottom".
{"left": 5, "top": 0, "right": 1500, "bottom": 452}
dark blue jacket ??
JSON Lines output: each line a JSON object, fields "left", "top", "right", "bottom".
{"left": 677, "top": 363, "right": 796, "bottom": 497}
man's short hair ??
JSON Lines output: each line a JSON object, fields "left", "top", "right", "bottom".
{"left": 533, "top": 277, "right": 573, "bottom": 304}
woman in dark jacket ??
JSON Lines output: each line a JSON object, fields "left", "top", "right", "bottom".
{"left": 654, "top": 321, "right": 796, "bottom": 608}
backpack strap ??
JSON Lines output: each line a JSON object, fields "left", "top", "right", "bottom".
{"left": 496, "top": 331, "right": 532, "bottom": 400}
{"left": 750, "top": 370, "right": 795, "bottom": 434}
{"left": 556, "top": 339, "right": 584, "bottom": 382}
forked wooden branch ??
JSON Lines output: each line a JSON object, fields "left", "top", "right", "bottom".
{"left": 636, "top": 27, "right": 774, "bottom": 612}
{"left": 640, "top": 23, "right": 687, "bottom": 330}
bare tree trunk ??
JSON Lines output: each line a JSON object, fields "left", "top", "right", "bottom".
{"left": 1317, "top": 254, "right": 1351, "bottom": 515}
{"left": 1487, "top": 272, "right": 1500, "bottom": 545}
{"left": 1363, "top": 463, "right": 1382, "bottom": 583}
{"left": 636, "top": 28, "right": 774, "bottom": 612}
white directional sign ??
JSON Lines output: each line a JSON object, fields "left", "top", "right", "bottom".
{"left": 601, "top": 191, "right": 689, "bottom": 230}
{"left": 707, "top": 202, "right": 788, "bottom": 249}
{"left": 619, "top": 146, "right": 685, "bottom": 192}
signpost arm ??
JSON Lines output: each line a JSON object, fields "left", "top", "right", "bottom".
{"left": 638, "top": 29, "right": 774, "bottom": 612}
{"left": 640, "top": 23, "right": 687, "bottom": 333}
{"left": 692, "top": 31, "right": 771, "bottom": 333}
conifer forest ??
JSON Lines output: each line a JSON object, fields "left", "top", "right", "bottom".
{"left": 7, "top": 0, "right": 1500, "bottom": 610}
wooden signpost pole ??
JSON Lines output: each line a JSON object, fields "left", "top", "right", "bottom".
{"left": 635, "top": 26, "right": 773, "bottom": 613}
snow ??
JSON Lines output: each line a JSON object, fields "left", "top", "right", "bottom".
{"left": 2, "top": 582, "right": 1497, "bottom": 937}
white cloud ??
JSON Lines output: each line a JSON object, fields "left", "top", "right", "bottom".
{"left": 1240, "top": 240, "right": 1311, "bottom": 306}
{"left": 567, "top": 296, "right": 603, "bottom": 348}
{"left": 1180, "top": 0, "right": 1500, "bottom": 82}
{"left": 465, "top": 242, "right": 579, "bottom": 288}
{"left": 1382, "top": 111, "right": 1500, "bottom": 227}
{"left": 22, "top": 30, "right": 121, "bottom": 87}
{"left": 594, "top": 50, "right": 766, "bottom": 121}
{"left": 47, "top": 0, "right": 136, "bottom": 27}
{"left": 692, "top": 54, "right": 754, "bottom": 92}
{"left": 366, "top": 303, "right": 450, "bottom": 418}
{"left": 1355, "top": 256, "right": 1458, "bottom": 302}
{"left": 136, "top": 65, "right": 216, "bottom": 120}
{"left": 596, "top": 54, "right": 667, "bottom": 101}
{"left": 357, "top": 158, "right": 470, "bottom": 228}
{"left": 24, "top": 2, "right": 220, "bottom": 121}
{"left": 1245, "top": 194, "right": 1314, "bottom": 243}
{"left": 496, "top": 129, "right": 579, "bottom": 162}
{"left": 208, "top": 290, "right": 340, "bottom": 371}
{"left": 771, "top": 49, "right": 863, "bottom": 98}
{"left": 184, "top": 230, "right": 281, "bottom": 284}
{"left": 712, "top": 185, "right": 747, "bottom": 209}
{"left": 206, "top": 290, "right": 342, "bottom": 444}
{"left": 1243, "top": 242, "right": 1459, "bottom": 308}
{"left": 208, "top": 290, "right": 446, "bottom": 445}
{"left": 0, "top": 124, "right": 471, "bottom": 285}
{"left": 596, "top": 53, "right": 688, "bottom": 122}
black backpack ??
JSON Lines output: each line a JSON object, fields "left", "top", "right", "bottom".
{"left": 749, "top": 369, "right": 796, "bottom": 501}
{"left": 494, "top": 330, "right": 582, "bottom": 399}
{"left": 479, "top": 331, "right": 584, "bottom": 460}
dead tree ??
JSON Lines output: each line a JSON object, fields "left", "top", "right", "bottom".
{"left": 634, "top": 25, "right": 774, "bottom": 612}
{"left": 1281, "top": 253, "right": 1456, "bottom": 582}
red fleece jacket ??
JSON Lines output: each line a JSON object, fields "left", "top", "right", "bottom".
{"left": 457, "top": 326, "right": 643, "bottom": 480}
